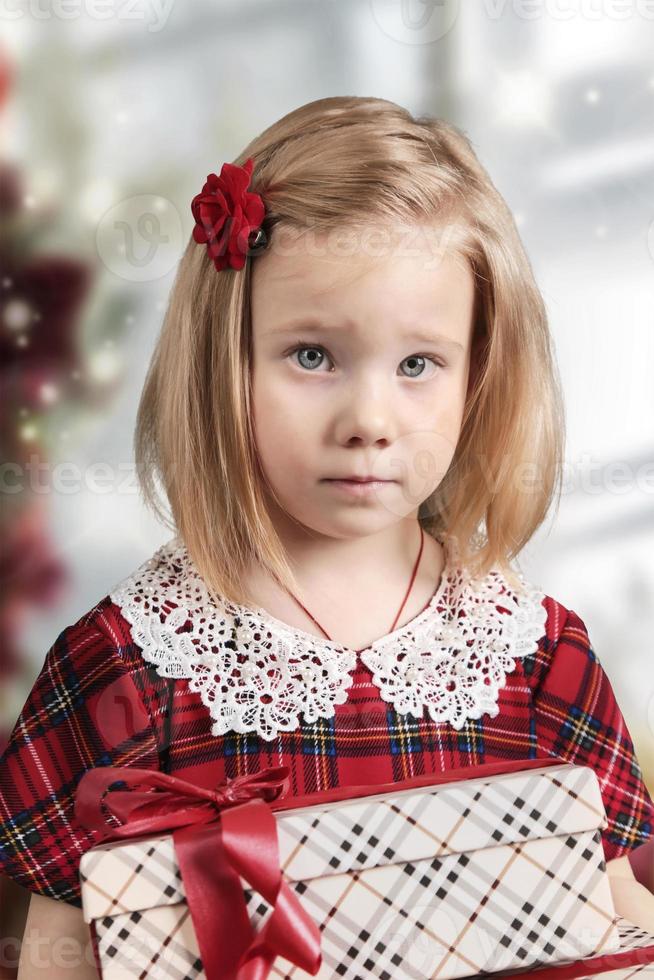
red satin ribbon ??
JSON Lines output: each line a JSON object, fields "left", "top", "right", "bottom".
{"left": 75, "top": 765, "right": 322, "bottom": 980}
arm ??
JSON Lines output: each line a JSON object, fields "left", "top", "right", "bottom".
{"left": 530, "top": 605, "right": 654, "bottom": 890}
{"left": 0, "top": 610, "right": 161, "bottom": 910}
{"left": 607, "top": 854, "right": 654, "bottom": 932}
{"left": 628, "top": 836, "right": 654, "bottom": 893}
{"left": 17, "top": 895, "right": 99, "bottom": 979}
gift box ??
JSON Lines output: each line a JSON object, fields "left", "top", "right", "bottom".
{"left": 509, "top": 918, "right": 654, "bottom": 980}
{"left": 77, "top": 758, "right": 649, "bottom": 980}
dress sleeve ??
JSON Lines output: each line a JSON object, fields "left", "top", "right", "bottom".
{"left": 531, "top": 604, "right": 654, "bottom": 862}
{"left": 0, "top": 609, "right": 161, "bottom": 907}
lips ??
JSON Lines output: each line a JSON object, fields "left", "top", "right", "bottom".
{"left": 326, "top": 476, "right": 393, "bottom": 483}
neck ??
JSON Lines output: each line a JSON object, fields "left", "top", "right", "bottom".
{"left": 253, "top": 495, "right": 430, "bottom": 601}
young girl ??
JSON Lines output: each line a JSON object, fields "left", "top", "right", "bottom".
{"left": 2, "top": 95, "right": 653, "bottom": 977}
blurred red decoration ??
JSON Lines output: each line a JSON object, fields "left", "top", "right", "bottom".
{"left": 0, "top": 70, "right": 94, "bottom": 688}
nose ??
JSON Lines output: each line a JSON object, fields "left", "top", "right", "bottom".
{"left": 332, "top": 375, "right": 399, "bottom": 447}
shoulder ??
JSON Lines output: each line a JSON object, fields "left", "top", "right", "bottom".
{"left": 518, "top": 588, "right": 598, "bottom": 694}
{"left": 51, "top": 593, "right": 134, "bottom": 655}
{"left": 518, "top": 590, "right": 654, "bottom": 860}
{"left": 472, "top": 554, "right": 601, "bottom": 696}
{"left": 47, "top": 535, "right": 183, "bottom": 677}
{"left": 455, "top": 548, "right": 580, "bottom": 680}
{"left": 71, "top": 592, "right": 146, "bottom": 666}
{"left": 1, "top": 592, "right": 160, "bottom": 774}
{"left": 538, "top": 592, "right": 589, "bottom": 648}
{"left": 25, "top": 591, "right": 151, "bottom": 690}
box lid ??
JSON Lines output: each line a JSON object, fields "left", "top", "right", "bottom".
{"left": 273, "top": 762, "right": 606, "bottom": 882}
{"left": 80, "top": 761, "right": 607, "bottom": 922}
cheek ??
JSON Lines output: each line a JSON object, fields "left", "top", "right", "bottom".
{"left": 413, "top": 373, "right": 467, "bottom": 434}
{"left": 436, "top": 398, "right": 466, "bottom": 437}
{"left": 251, "top": 376, "right": 312, "bottom": 474}
{"left": 252, "top": 378, "right": 295, "bottom": 432}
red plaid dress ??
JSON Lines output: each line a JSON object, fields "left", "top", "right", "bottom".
{"left": 1, "top": 539, "right": 653, "bottom": 910}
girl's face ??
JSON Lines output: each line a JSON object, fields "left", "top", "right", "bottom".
{"left": 250, "top": 224, "right": 476, "bottom": 539}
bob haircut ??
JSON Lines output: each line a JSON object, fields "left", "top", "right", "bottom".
{"left": 135, "top": 95, "right": 565, "bottom": 605}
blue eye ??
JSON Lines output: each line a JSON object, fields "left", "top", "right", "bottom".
{"left": 293, "top": 345, "right": 328, "bottom": 371}
{"left": 402, "top": 355, "right": 436, "bottom": 378}
{"left": 287, "top": 343, "right": 443, "bottom": 378}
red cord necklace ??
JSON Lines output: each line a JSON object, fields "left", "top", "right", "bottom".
{"left": 281, "top": 525, "right": 426, "bottom": 654}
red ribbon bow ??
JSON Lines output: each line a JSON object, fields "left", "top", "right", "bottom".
{"left": 75, "top": 765, "right": 322, "bottom": 980}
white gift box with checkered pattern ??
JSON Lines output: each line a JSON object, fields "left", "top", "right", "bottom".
{"left": 80, "top": 762, "right": 626, "bottom": 979}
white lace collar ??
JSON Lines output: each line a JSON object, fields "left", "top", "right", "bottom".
{"left": 109, "top": 535, "right": 547, "bottom": 742}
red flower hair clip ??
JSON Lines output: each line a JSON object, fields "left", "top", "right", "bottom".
{"left": 190, "top": 157, "right": 267, "bottom": 272}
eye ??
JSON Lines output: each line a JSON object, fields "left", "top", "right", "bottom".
{"left": 289, "top": 344, "right": 331, "bottom": 372}
{"left": 400, "top": 354, "right": 443, "bottom": 378}
{"left": 285, "top": 343, "right": 444, "bottom": 377}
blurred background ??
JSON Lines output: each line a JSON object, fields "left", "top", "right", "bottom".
{"left": 0, "top": 1, "right": 653, "bottom": 969}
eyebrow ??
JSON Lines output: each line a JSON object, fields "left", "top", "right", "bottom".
{"left": 267, "top": 319, "right": 464, "bottom": 352}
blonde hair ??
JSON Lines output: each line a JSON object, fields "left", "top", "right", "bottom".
{"left": 135, "top": 95, "right": 565, "bottom": 604}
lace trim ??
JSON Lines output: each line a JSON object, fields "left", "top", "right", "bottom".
{"left": 109, "top": 535, "right": 547, "bottom": 742}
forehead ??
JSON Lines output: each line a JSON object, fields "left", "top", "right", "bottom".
{"left": 251, "top": 222, "right": 476, "bottom": 341}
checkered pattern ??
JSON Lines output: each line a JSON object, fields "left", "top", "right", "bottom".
{"left": 248, "top": 829, "right": 616, "bottom": 979}
{"left": 89, "top": 904, "right": 203, "bottom": 980}
{"left": 79, "top": 912, "right": 654, "bottom": 980}
{"left": 516, "top": 920, "right": 654, "bottom": 980}
{"left": 80, "top": 763, "right": 620, "bottom": 980}
{"left": 270, "top": 765, "right": 609, "bottom": 880}
{"left": 243, "top": 765, "right": 620, "bottom": 979}
{"left": 86, "top": 832, "right": 617, "bottom": 980}
{"left": 0, "top": 591, "right": 653, "bottom": 909}
{"left": 77, "top": 764, "right": 609, "bottom": 914}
